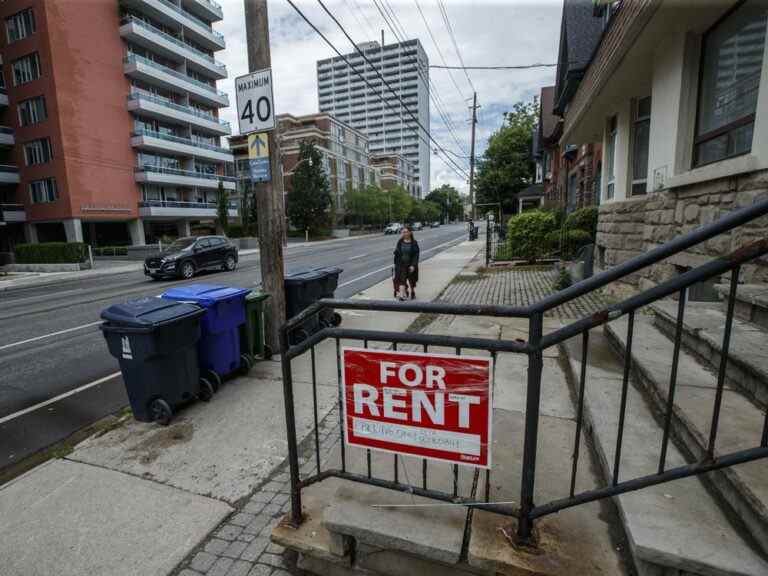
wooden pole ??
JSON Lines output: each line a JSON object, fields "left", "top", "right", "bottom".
{"left": 468, "top": 91, "right": 478, "bottom": 221}
{"left": 244, "top": 0, "right": 286, "bottom": 352}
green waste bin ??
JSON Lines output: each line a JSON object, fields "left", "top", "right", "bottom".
{"left": 241, "top": 291, "right": 272, "bottom": 360}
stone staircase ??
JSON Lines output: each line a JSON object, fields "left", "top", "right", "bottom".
{"left": 563, "top": 287, "right": 768, "bottom": 575}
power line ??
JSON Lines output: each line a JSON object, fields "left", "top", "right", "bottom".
{"left": 342, "top": 0, "right": 375, "bottom": 41}
{"left": 285, "top": 0, "right": 469, "bottom": 181}
{"left": 313, "top": 0, "right": 470, "bottom": 179}
{"left": 431, "top": 63, "right": 558, "bottom": 70}
{"left": 436, "top": 0, "right": 475, "bottom": 93}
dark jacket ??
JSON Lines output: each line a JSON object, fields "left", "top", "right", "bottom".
{"left": 394, "top": 238, "right": 420, "bottom": 284}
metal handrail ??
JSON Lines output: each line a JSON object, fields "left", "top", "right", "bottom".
{"left": 124, "top": 54, "right": 227, "bottom": 97}
{"left": 127, "top": 93, "right": 230, "bottom": 128}
{"left": 132, "top": 128, "right": 230, "bottom": 154}
{"left": 190, "top": 0, "right": 223, "bottom": 15}
{"left": 154, "top": 0, "right": 225, "bottom": 42}
{"left": 0, "top": 164, "right": 19, "bottom": 173}
{"left": 136, "top": 164, "right": 238, "bottom": 181}
{"left": 121, "top": 16, "right": 225, "bottom": 70}
{"left": 139, "top": 199, "right": 237, "bottom": 209}
{"left": 0, "top": 203, "right": 24, "bottom": 210}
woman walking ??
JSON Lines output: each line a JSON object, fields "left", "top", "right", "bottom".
{"left": 393, "top": 226, "right": 420, "bottom": 300}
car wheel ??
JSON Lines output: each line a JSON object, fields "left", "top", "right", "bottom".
{"left": 180, "top": 261, "right": 195, "bottom": 279}
{"left": 224, "top": 254, "right": 237, "bottom": 272}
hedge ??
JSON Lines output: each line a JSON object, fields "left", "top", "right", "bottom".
{"left": 504, "top": 210, "right": 557, "bottom": 262}
{"left": 544, "top": 228, "right": 594, "bottom": 259}
{"left": 226, "top": 224, "right": 245, "bottom": 238}
{"left": 565, "top": 207, "right": 599, "bottom": 238}
{"left": 15, "top": 242, "right": 89, "bottom": 264}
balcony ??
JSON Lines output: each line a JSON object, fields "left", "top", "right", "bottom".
{"left": 181, "top": 0, "right": 223, "bottom": 22}
{"left": 139, "top": 199, "right": 238, "bottom": 218}
{"left": 120, "top": 17, "right": 226, "bottom": 79}
{"left": 0, "top": 165, "right": 20, "bottom": 185}
{"left": 131, "top": 129, "right": 233, "bottom": 162}
{"left": 0, "top": 126, "right": 14, "bottom": 146}
{"left": 0, "top": 203, "right": 26, "bottom": 223}
{"left": 127, "top": 93, "right": 231, "bottom": 135}
{"left": 119, "top": 0, "right": 225, "bottom": 50}
{"left": 124, "top": 54, "right": 229, "bottom": 108}
{"left": 135, "top": 165, "right": 238, "bottom": 190}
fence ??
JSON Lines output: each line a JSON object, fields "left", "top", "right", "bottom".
{"left": 280, "top": 198, "right": 768, "bottom": 543}
{"left": 484, "top": 217, "right": 509, "bottom": 266}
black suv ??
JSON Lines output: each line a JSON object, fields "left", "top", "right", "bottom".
{"left": 144, "top": 236, "right": 239, "bottom": 280}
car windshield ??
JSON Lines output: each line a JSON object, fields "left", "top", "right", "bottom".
{"left": 168, "top": 238, "right": 196, "bottom": 251}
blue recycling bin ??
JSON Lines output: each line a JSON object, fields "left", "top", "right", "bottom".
{"left": 161, "top": 284, "right": 251, "bottom": 383}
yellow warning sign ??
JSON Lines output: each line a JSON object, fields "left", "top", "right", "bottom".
{"left": 248, "top": 132, "right": 269, "bottom": 159}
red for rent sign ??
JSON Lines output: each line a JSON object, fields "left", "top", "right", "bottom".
{"left": 342, "top": 347, "right": 492, "bottom": 468}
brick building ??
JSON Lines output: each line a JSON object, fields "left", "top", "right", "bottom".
{"left": 368, "top": 152, "right": 418, "bottom": 197}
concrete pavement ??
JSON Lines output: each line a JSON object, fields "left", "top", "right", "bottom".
{"left": 0, "top": 238, "right": 483, "bottom": 576}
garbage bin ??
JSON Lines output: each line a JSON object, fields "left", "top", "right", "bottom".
{"left": 284, "top": 268, "right": 344, "bottom": 343}
{"left": 161, "top": 284, "right": 251, "bottom": 386}
{"left": 313, "top": 266, "right": 343, "bottom": 328}
{"left": 100, "top": 297, "right": 210, "bottom": 425}
{"left": 241, "top": 291, "right": 271, "bottom": 360}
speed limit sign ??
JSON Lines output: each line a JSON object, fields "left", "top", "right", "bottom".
{"left": 235, "top": 68, "right": 275, "bottom": 134}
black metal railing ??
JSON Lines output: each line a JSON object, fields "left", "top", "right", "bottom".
{"left": 280, "top": 198, "right": 768, "bottom": 544}
{"left": 484, "top": 217, "right": 509, "bottom": 265}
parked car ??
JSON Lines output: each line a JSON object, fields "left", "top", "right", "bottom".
{"left": 412, "top": 222, "right": 423, "bottom": 231}
{"left": 144, "top": 236, "right": 239, "bottom": 280}
{"left": 384, "top": 223, "right": 403, "bottom": 235}
{"left": 430, "top": 221, "right": 441, "bottom": 228}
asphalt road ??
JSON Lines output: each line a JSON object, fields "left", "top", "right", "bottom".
{"left": 0, "top": 224, "right": 468, "bottom": 471}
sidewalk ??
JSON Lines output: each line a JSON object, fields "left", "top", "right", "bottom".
{"left": 0, "top": 240, "right": 483, "bottom": 576}
{"left": 0, "top": 232, "right": 386, "bottom": 293}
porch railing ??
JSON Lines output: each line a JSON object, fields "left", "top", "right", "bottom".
{"left": 280, "top": 197, "right": 768, "bottom": 543}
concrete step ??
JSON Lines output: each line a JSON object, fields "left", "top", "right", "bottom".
{"left": 563, "top": 330, "right": 768, "bottom": 576}
{"left": 652, "top": 300, "right": 768, "bottom": 407}
{"left": 605, "top": 315, "right": 768, "bottom": 561}
{"left": 715, "top": 284, "right": 768, "bottom": 331}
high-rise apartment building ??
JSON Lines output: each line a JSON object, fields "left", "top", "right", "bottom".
{"left": 0, "top": 0, "right": 235, "bottom": 255}
{"left": 316, "top": 39, "right": 430, "bottom": 198}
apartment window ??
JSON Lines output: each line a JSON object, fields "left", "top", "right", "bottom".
{"left": 12, "top": 53, "right": 41, "bottom": 86}
{"left": 29, "top": 178, "right": 58, "bottom": 204}
{"left": 605, "top": 115, "right": 617, "bottom": 200}
{"left": 6, "top": 8, "right": 35, "bottom": 43}
{"left": 23, "top": 138, "right": 52, "bottom": 166}
{"left": 695, "top": 0, "right": 767, "bottom": 166}
{"left": 18, "top": 96, "right": 47, "bottom": 126}
{"left": 631, "top": 96, "right": 651, "bottom": 195}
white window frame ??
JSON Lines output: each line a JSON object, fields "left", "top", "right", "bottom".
{"left": 18, "top": 96, "right": 47, "bottom": 126}
{"left": 605, "top": 115, "right": 617, "bottom": 201}
{"left": 23, "top": 138, "right": 53, "bottom": 166}
{"left": 12, "top": 52, "right": 40, "bottom": 86}
{"left": 5, "top": 8, "right": 35, "bottom": 43}
{"left": 29, "top": 178, "right": 58, "bottom": 204}
{"left": 630, "top": 96, "right": 651, "bottom": 196}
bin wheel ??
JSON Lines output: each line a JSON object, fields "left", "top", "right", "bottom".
{"left": 331, "top": 312, "right": 342, "bottom": 327}
{"left": 240, "top": 354, "right": 253, "bottom": 374}
{"left": 198, "top": 378, "right": 214, "bottom": 402}
{"left": 224, "top": 255, "right": 237, "bottom": 272}
{"left": 150, "top": 399, "right": 173, "bottom": 426}
{"left": 262, "top": 345, "right": 273, "bottom": 360}
{"left": 205, "top": 370, "right": 222, "bottom": 392}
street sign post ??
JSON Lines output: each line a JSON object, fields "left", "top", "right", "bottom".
{"left": 341, "top": 347, "right": 493, "bottom": 468}
{"left": 248, "top": 132, "right": 271, "bottom": 182}
{"left": 236, "top": 68, "right": 275, "bottom": 135}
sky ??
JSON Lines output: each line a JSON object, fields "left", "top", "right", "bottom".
{"left": 214, "top": 0, "right": 563, "bottom": 195}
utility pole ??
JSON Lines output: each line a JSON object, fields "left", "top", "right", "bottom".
{"left": 244, "top": 0, "right": 286, "bottom": 352}
{"left": 468, "top": 91, "right": 479, "bottom": 221}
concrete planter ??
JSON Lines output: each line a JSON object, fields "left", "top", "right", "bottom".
{"left": 331, "top": 228, "right": 350, "bottom": 238}
{"left": 8, "top": 262, "right": 91, "bottom": 272}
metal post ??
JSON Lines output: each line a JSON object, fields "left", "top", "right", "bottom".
{"left": 279, "top": 326, "right": 302, "bottom": 526}
{"left": 517, "top": 312, "right": 543, "bottom": 542}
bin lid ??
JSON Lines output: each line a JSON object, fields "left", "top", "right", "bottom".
{"left": 313, "top": 266, "right": 343, "bottom": 277}
{"left": 284, "top": 270, "right": 325, "bottom": 286}
{"left": 245, "top": 291, "right": 270, "bottom": 302}
{"left": 161, "top": 284, "right": 250, "bottom": 307}
{"left": 101, "top": 297, "right": 203, "bottom": 328}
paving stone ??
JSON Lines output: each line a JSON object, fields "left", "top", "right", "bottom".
{"left": 237, "top": 533, "right": 256, "bottom": 543}
{"left": 240, "top": 537, "right": 270, "bottom": 562}
{"left": 249, "top": 491, "right": 274, "bottom": 504}
{"left": 265, "top": 542, "right": 285, "bottom": 555}
{"left": 229, "top": 513, "right": 255, "bottom": 527}
{"left": 262, "top": 503, "right": 283, "bottom": 517}
{"left": 243, "top": 501, "right": 265, "bottom": 515}
{"left": 208, "top": 557, "right": 234, "bottom": 576}
{"left": 270, "top": 493, "right": 289, "bottom": 507}
{"left": 248, "top": 565, "right": 273, "bottom": 576}
{"left": 216, "top": 524, "right": 243, "bottom": 541}
{"left": 204, "top": 538, "right": 229, "bottom": 555}
{"left": 242, "top": 515, "right": 271, "bottom": 535}
{"left": 225, "top": 559, "right": 254, "bottom": 576}
{"left": 178, "top": 570, "right": 204, "bottom": 576}
{"left": 190, "top": 551, "right": 218, "bottom": 572}
{"left": 259, "top": 553, "right": 286, "bottom": 568}
{"left": 261, "top": 481, "right": 284, "bottom": 493}
{"left": 223, "top": 540, "right": 249, "bottom": 559}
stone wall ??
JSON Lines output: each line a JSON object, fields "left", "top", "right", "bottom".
{"left": 595, "top": 169, "right": 768, "bottom": 296}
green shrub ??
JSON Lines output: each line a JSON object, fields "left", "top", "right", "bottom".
{"left": 553, "top": 267, "right": 573, "bottom": 291}
{"left": 565, "top": 207, "right": 599, "bottom": 238}
{"left": 227, "top": 224, "right": 245, "bottom": 238}
{"left": 545, "top": 229, "right": 594, "bottom": 259}
{"left": 15, "top": 242, "right": 88, "bottom": 264}
{"left": 504, "top": 210, "right": 557, "bottom": 262}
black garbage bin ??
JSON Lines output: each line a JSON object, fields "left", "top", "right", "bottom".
{"left": 313, "top": 266, "right": 343, "bottom": 328}
{"left": 101, "top": 298, "right": 211, "bottom": 425}
{"left": 284, "top": 267, "right": 343, "bottom": 343}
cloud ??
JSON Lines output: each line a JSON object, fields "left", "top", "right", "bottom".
{"left": 215, "top": 0, "right": 562, "bottom": 194}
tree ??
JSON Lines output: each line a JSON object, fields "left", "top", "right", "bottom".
{"left": 217, "top": 181, "right": 229, "bottom": 233}
{"left": 475, "top": 98, "right": 538, "bottom": 216}
{"left": 426, "top": 184, "right": 463, "bottom": 222}
{"left": 287, "top": 141, "right": 332, "bottom": 235}
{"left": 387, "top": 186, "right": 413, "bottom": 223}
{"left": 345, "top": 184, "right": 389, "bottom": 227}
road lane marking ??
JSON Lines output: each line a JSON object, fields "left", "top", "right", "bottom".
{"left": 0, "top": 371, "right": 122, "bottom": 425}
{"left": 0, "top": 321, "right": 103, "bottom": 352}
{"left": 338, "top": 236, "right": 465, "bottom": 288}
{"left": 349, "top": 253, "right": 369, "bottom": 260}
